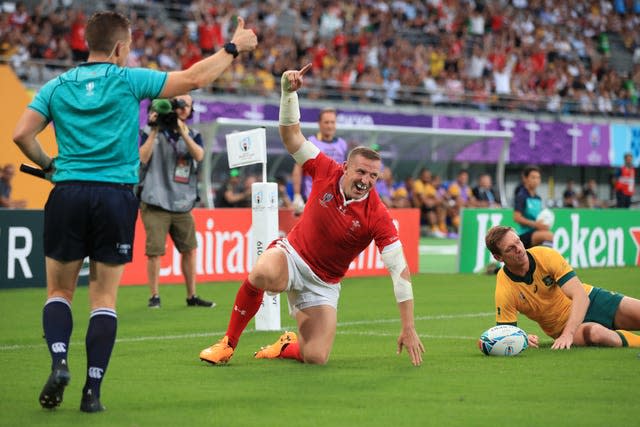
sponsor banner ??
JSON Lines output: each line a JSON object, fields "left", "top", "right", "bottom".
{"left": 452, "top": 117, "right": 612, "bottom": 166}
{"left": 263, "top": 105, "right": 434, "bottom": 128}
{"left": 120, "top": 208, "right": 420, "bottom": 285}
{"left": 0, "top": 210, "right": 46, "bottom": 288}
{"left": 459, "top": 208, "right": 640, "bottom": 273}
{"left": 153, "top": 98, "right": 640, "bottom": 167}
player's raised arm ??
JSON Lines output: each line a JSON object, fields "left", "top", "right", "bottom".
{"left": 278, "top": 64, "right": 312, "bottom": 156}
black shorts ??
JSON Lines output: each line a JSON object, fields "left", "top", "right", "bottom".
{"left": 518, "top": 230, "right": 534, "bottom": 249}
{"left": 44, "top": 181, "right": 139, "bottom": 264}
{"left": 616, "top": 192, "right": 631, "bottom": 208}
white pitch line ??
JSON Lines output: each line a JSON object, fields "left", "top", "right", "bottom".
{"left": 0, "top": 312, "right": 492, "bottom": 351}
{"left": 336, "top": 330, "right": 477, "bottom": 340}
{"left": 419, "top": 245, "right": 458, "bottom": 255}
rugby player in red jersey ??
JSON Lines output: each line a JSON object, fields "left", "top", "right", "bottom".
{"left": 199, "top": 64, "right": 424, "bottom": 366}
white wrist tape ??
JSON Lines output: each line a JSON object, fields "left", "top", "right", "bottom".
{"left": 279, "top": 75, "right": 300, "bottom": 126}
{"left": 381, "top": 245, "right": 413, "bottom": 302}
{"left": 291, "top": 139, "right": 320, "bottom": 165}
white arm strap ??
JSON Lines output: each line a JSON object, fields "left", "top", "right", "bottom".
{"left": 381, "top": 245, "right": 413, "bottom": 302}
{"left": 279, "top": 74, "right": 300, "bottom": 126}
{"left": 291, "top": 139, "right": 320, "bottom": 165}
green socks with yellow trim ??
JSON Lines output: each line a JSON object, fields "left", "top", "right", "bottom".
{"left": 615, "top": 330, "right": 640, "bottom": 347}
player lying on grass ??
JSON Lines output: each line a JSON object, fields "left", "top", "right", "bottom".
{"left": 199, "top": 64, "right": 425, "bottom": 366}
{"left": 485, "top": 225, "right": 640, "bottom": 349}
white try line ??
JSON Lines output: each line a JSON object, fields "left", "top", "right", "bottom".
{"left": 0, "top": 312, "right": 493, "bottom": 351}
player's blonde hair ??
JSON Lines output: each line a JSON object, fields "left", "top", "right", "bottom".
{"left": 485, "top": 225, "right": 515, "bottom": 255}
{"left": 347, "top": 146, "right": 381, "bottom": 163}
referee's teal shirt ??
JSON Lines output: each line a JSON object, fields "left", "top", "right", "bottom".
{"left": 29, "top": 62, "right": 167, "bottom": 184}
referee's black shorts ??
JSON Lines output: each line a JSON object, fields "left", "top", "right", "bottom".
{"left": 44, "top": 181, "right": 139, "bottom": 264}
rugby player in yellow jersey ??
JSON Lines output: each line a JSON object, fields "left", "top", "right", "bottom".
{"left": 485, "top": 225, "right": 640, "bottom": 349}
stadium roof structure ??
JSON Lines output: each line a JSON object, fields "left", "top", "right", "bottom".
{"left": 199, "top": 118, "right": 513, "bottom": 208}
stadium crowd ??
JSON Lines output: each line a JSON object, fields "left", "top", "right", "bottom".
{"left": 2, "top": 0, "right": 640, "bottom": 116}
{"left": 219, "top": 163, "right": 613, "bottom": 239}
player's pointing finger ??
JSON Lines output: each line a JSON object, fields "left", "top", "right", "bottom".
{"left": 299, "top": 63, "right": 312, "bottom": 76}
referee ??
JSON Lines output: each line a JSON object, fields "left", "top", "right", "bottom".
{"left": 12, "top": 10, "right": 256, "bottom": 413}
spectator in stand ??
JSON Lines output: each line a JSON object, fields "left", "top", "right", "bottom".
{"left": 580, "top": 178, "right": 603, "bottom": 208}
{"left": 472, "top": 173, "right": 501, "bottom": 208}
{"left": 412, "top": 168, "right": 445, "bottom": 238}
{"left": 8, "top": 2, "right": 29, "bottom": 29}
{"left": 5, "top": 0, "right": 640, "bottom": 116}
{"left": 447, "top": 169, "right": 475, "bottom": 235}
{"left": 376, "top": 167, "right": 394, "bottom": 208}
{"left": 0, "top": 164, "right": 27, "bottom": 209}
{"left": 216, "top": 169, "right": 252, "bottom": 208}
{"left": 276, "top": 174, "right": 293, "bottom": 209}
{"left": 562, "top": 179, "right": 579, "bottom": 208}
{"left": 613, "top": 152, "right": 636, "bottom": 208}
{"left": 391, "top": 177, "right": 412, "bottom": 208}
{"left": 68, "top": 10, "right": 88, "bottom": 62}
{"left": 395, "top": 176, "right": 414, "bottom": 208}
{"left": 431, "top": 174, "right": 450, "bottom": 235}
{"left": 197, "top": 10, "right": 224, "bottom": 55}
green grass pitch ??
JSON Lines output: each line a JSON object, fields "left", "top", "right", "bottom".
{"left": 1, "top": 267, "right": 639, "bottom": 426}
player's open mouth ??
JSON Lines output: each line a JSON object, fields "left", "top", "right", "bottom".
{"left": 355, "top": 182, "right": 367, "bottom": 192}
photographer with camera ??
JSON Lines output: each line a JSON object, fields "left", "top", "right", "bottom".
{"left": 139, "top": 94, "right": 214, "bottom": 309}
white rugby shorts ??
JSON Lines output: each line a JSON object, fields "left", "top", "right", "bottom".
{"left": 273, "top": 238, "right": 341, "bottom": 316}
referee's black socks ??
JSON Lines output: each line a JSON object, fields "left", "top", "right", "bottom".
{"left": 43, "top": 297, "right": 73, "bottom": 370}
{"left": 82, "top": 308, "right": 117, "bottom": 398}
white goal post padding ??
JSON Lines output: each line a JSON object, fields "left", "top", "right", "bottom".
{"left": 198, "top": 118, "right": 513, "bottom": 208}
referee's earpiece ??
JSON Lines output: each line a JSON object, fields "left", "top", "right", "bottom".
{"left": 107, "top": 41, "right": 120, "bottom": 62}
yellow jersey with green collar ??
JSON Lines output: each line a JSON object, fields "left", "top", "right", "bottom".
{"left": 495, "top": 246, "right": 593, "bottom": 338}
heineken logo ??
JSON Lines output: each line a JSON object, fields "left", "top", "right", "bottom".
{"left": 460, "top": 209, "right": 640, "bottom": 273}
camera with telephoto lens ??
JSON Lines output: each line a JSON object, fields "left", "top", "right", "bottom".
{"left": 149, "top": 98, "right": 187, "bottom": 131}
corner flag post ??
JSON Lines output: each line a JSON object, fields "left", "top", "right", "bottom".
{"left": 225, "top": 128, "right": 281, "bottom": 331}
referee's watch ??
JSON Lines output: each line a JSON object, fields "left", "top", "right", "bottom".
{"left": 224, "top": 42, "right": 239, "bottom": 58}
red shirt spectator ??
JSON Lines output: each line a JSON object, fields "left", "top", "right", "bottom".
{"left": 9, "top": 2, "right": 29, "bottom": 29}
{"left": 198, "top": 15, "right": 223, "bottom": 54}
{"left": 530, "top": 51, "right": 546, "bottom": 73}
{"left": 312, "top": 44, "right": 328, "bottom": 70}
{"left": 69, "top": 13, "right": 88, "bottom": 56}
{"left": 181, "top": 42, "right": 202, "bottom": 70}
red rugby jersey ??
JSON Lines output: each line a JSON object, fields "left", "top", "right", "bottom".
{"left": 287, "top": 153, "right": 400, "bottom": 283}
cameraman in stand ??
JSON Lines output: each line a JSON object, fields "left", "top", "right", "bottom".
{"left": 139, "top": 94, "right": 214, "bottom": 309}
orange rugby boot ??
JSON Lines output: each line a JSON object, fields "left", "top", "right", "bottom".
{"left": 199, "top": 336, "right": 234, "bottom": 365}
{"left": 254, "top": 331, "right": 298, "bottom": 359}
